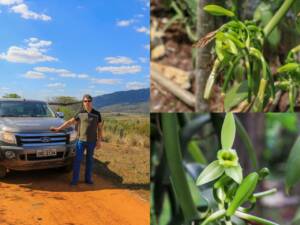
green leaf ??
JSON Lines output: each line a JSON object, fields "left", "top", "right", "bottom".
{"left": 277, "top": 63, "right": 300, "bottom": 73}
{"left": 236, "top": 118, "right": 259, "bottom": 170}
{"left": 186, "top": 174, "right": 208, "bottom": 209}
{"left": 221, "top": 112, "right": 236, "bottom": 149}
{"left": 196, "top": 160, "right": 224, "bottom": 186}
{"left": 225, "top": 39, "right": 238, "bottom": 55}
{"left": 224, "top": 81, "right": 248, "bottom": 111}
{"left": 225, "top": 165, "right": 243, "bottom": 184}
{"left": 216, "top": 39, "right": 225, "bottom": 61}
{"left": 267, "top": 27, "right": 281, "bottom": 47}
{"left": 285, "top": 136, "right": 300, "bottom": 192}
{"left": 187, "top": 141, "right": 207, "bottom": 164}
{"left": 216, "top": 32, "right": 245, "bottom": 48}
{"left": 292, "top": 207, "right": 300, "bottom": 225}
{"left": 204, "top": 5, "right": 235, "bottom": 17}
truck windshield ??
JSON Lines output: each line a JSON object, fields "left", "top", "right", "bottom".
{"left": 0, "top": 101, "right": 56, "bottom": 117}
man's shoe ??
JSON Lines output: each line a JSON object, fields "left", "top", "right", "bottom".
{"left": 70, "top": 181, "right": 77, "bottom": 186}
{"left": 85, "top": 180, "right": 94, "bottom": 185}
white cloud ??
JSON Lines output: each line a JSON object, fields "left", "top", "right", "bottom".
{"left": 0, "top": 0, "right": 22, "bottom": 5}
{"left": 34, "top": 67, "right": 88, "bottom": 78}
{"left": 94, "top": 90, "right": 106, "bottom": 95}
{"left": 144, "top": 44, "right": 150, "bottom": 50}
{"left": 105, "top": 56, "right": 134, "bottom": 64}
{"left": 126, "top": 81, "right": 147, "bottom": 90}
{"left": 26, "top": 38, "right": 52, "bottom": 49}
{"left": 59, "top": 72, "right": 76, "bottom": 78}
{"left": 136, "top": 26, "right": 150, "bottom": 35}
{"left": 34, "top": 67, "right": 67, "bottom": 74}
{"left": 91, "top": 78, "right": 121, "bottom": 85}
{"left": 135, "top": 14, "right": 144, "bottom": 18}
{"left": 78, "top": 73, "right": 89, "bottom": 79}
{"left": 0, "top": 38, "right": 57, "bottom": 64}
{"left": 139, "top": 57, "right": 147, "bottom": 63}
{"left": 10, "top": 3, "right": 51, "bottom": 21}
{"left": 47, "top": 82, "right": 65, "bottom": 88}
{"left": 23, "top": 71, "right": 45, "bottom": 79}
{"left": 116, "top": 19, "right": 135, "bottom": 27}
{"left": 138, "top": 0, "right": 149, "bottom": 9}
{"left": 96, "top": 65, "right": 141, "bottom": 74}
{"left": 0, "top": 86, "right": 10, "bottom": 91}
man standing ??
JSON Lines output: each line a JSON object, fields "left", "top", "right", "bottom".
{"left": 51, "top": 94, "right": 102, "bottom": 185}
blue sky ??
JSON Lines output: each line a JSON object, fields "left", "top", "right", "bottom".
{"left": 0, "top": 0, "right": 150, "bottom": 100}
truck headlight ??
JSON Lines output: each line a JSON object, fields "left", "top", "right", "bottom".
{"left": 0, "top": 132, "right": 16, "bottom": 144}
{"left": 69, "top": 130, "right": 77, "bottom": 142}
{"left": 5, "top": 151, "right": 16, "bottom": 159}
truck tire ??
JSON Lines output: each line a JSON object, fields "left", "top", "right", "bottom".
{"left": 0, "top": 166, "right": 7, "bottom": 178}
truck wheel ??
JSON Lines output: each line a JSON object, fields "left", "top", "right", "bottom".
{"left": 0, "top": 166, "right": 7, "bottom": 178}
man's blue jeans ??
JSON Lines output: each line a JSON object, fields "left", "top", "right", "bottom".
{"left": 71, "top": 140, "right": 96, "bottom": 184}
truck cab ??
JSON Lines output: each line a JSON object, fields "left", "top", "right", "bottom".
{"left": 0, "top": 98, "right": 76, "bottom": 178}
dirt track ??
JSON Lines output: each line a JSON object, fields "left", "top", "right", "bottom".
{"left": 0, "top": 142, "right": 149, "bottom": 225}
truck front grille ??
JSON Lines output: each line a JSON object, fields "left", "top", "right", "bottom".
{"left": 19, "top": 152, "right": 65, "bottom": 161}
{"left": 16, "top": 133, "right": 69, "bottom": 147}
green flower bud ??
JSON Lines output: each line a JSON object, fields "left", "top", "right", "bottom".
{"left": 217, "top": 149, "right": 239, "bottom": 168}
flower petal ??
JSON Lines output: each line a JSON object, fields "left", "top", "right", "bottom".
{"left": 196, "top": 160, "right": 225, "bottom": 186}
{"left": 225, "top": 165, "right": 243, "bottom": 184}
{"left": 221, "top": 113, "right": 236, "bottom": 150}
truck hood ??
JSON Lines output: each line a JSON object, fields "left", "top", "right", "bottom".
{"left": 0, "top": 117, "right": 65, "bottom": 133}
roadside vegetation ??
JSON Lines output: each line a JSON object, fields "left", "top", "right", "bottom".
{"left": 103, "top": 113, "right": 150, "bottom": 148}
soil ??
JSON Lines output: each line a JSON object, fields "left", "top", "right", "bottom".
{"left": 150, "top": 1, "right": 195, "bottom": 112}
{"left": 0, "top": 142, "right": 149, "bottom": 225}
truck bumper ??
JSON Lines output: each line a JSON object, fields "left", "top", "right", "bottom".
{"left": 0, "top": 143, "right": 76, "bottom": 171}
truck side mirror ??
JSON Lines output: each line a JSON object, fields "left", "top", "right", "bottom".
{"left": 56, "top": 112, "right": 64, "bottom": 119}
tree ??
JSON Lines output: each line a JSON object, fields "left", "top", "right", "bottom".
{"left": 2, "top": 93, "right": 21, "bottom": 98}
{"left": 49, "top": 96, "right": 80, "bottom": 120}
{"left": 195, "top": 0, "right": 215, "bottom": 112}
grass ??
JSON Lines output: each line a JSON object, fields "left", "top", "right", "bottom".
{"left": 102, "top": 113, "right": 150, "bottom": 148}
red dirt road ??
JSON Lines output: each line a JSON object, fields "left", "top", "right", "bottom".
{"left": 0, "top": 170, "right": 149, "bottom": 225}
{"left": 0, "top": 143, "right": 149, "bottom": 225}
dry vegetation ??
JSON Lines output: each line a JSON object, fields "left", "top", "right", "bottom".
{"left": 102, "top": 113, "right": 150, "bottom": 148}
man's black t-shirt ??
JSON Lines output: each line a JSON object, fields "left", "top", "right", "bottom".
{"left": 73, "top": 108, "right": 102, "bottom": 142}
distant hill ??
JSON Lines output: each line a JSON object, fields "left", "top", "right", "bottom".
{"left": 93, "top": 88, "right": 149, "bottom": 113}
{"left": 100, "top": 102, "right": 149, "bottom": 114}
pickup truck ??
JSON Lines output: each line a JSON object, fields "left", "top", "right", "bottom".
{"left": 0, "top": 98, "right": 77, "bottom": 178}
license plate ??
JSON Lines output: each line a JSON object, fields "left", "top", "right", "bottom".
{"left": 36, "top": 149, "right": 57, "bottom": 157}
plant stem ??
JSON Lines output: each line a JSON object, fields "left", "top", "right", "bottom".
{"left": 161, "top": 114, "right": 199, "bottom": 222}
{"left": 253, "top": 188, "right": 277, "bottom": 198}
{"left": 201, "top": 209, "right": 226, "bottom": 225}
{"left": 204, "top": 59, "right": 221, "bottom": 99}
{"left": 263, "top": 0, "right": 296, "bottom": 37}
{"left": 252, "top": 78, "right": 268, "bottom": 112}
{"left": 235, "top": 211, "right": 280, "bottom": 225}
{"left": 222, "top": 57, "right": 241, "bottom": 93}
{"left": 244, "top": 54, "right": 252, "bottom": 103}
